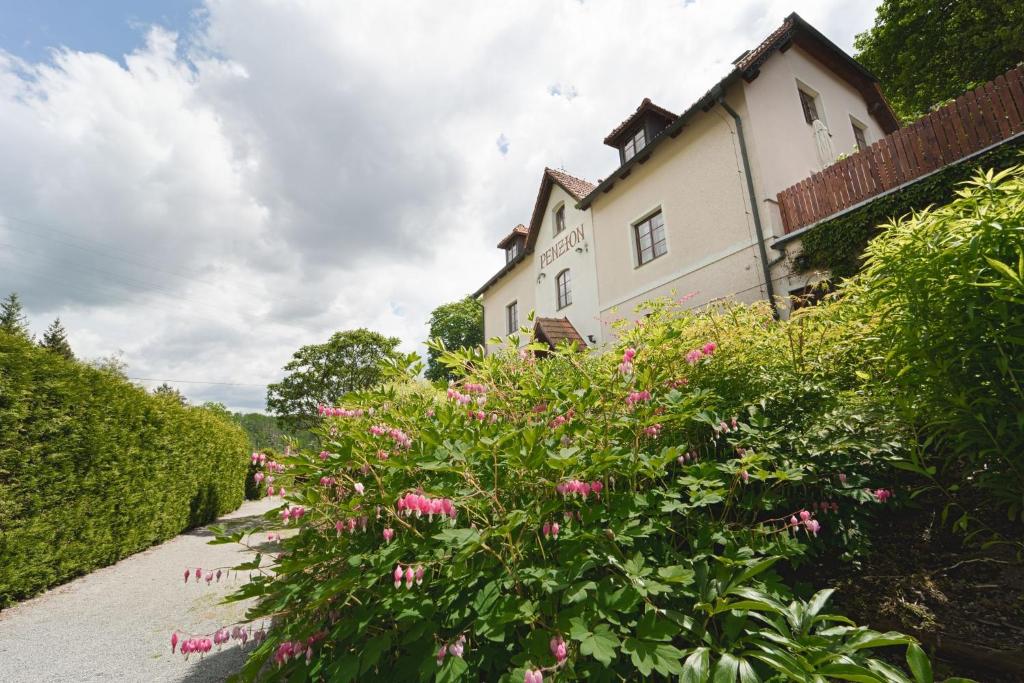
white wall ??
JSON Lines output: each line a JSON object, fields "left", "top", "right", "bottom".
{"left": 530, "top": 183, "right": 601, "bottom": 345}
{"left": 480, "top": 258, "right": 535, "bottom": 353}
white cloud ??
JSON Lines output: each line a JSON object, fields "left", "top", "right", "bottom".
{"left": 0, "top": 0, "right": 881, "bottom": 411}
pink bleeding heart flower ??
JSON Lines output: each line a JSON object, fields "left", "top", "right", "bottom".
{"left": 415, "top": 565, "right": 425, "bottom": 585}
{"left": 354, "top": 482, "right": 365, "bottom": 495}
{"left": 551, "top": 523, "right": 560, "bottom": 539}
{"left": 319, "top": 450, "right": 329, "bottom": 460}
{"left": 393, "top": 565, "right": 403, "bottom": 589}
{"left": 183, "top": 568, "right": 190, "bottom": 584}
{"left": 383, "top": 528, "right": 395, "bottom": 543}
{"left": 171, "top": 632, "right": 178, "bottom": 653}
{"left": 405, "top": 566, "right": 415, "bottom": 589}
{"left": 437, "top": 645, "right": 447, "bottom": 665}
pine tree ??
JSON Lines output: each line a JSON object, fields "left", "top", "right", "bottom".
{"left": 39, "top": 317, "right": 74, "bottom": 360}
{"left": 0, "top": 292, "right": 31, "bottom": 339}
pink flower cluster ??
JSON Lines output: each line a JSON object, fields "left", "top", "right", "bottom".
{"left": 319, "top": 450, "right": 330, "bottom": 461}
{"left": 273, "top": 632, "right": 324, "bottom": 667}
{"left": 872, "top": 488, "right": 893, "bottom": 503}
{"left": 676, "top": 450, "right": 700, "bottom": 465}
{"left": 319, "top": 476, "right": 334, "bottom": 487}
{"left": 250, "top": 452, "right": 266, "bottom": 465}
{"left": 541, "top": 521, "right": 560, "bottom": 539}
{"left": 666, "top": 377, "right": 689, "bottom": 389}
{"left": 370, "top": 424, "right": 413, "bottom": 449}
{"left": 382, "top": 527, "right": 395, "bottom": 543}
{"left": 788, "top": 510, "right": 822, "bottom": 536}
{"left": 280, "top": 506, "right": 305, "bottom": 523}
{"left": 550, "top": 635, "right": 568, "bottom": 664}
{"left": 173, "top": 625, "right": 262, "bottom": 657}
{"left": 318, "top": 405, "right": 365, "bottom": 418}
{"left": 626, "top": 390, "right": 651, "bottom": 407}
{"left": 335, "top": 516, "right": 368, "bottom": 535}
{"left": 397, "top": 493, "right": 457, "bottom": 519}
{"left": 618, "top": 347, "right": 636, "bottom": 375}
{"left": 446, "top": 388, "right": 472, "bottom": 406}
{"left": 644, "top": 423, "right": 663, "bottom": 438}
{"left": 254, "top": 472, "right": 265, "bottom": 484}
{"left": 265, "top": 460, "right": 285, "bottom": 474}
{"left": 555, "top": 479, "right": 603, "bottom": 499}
{"left": 393, "top": 564, "right": 425, "bottom": 588}
{"left": 437, "top": 635, "right": 467, "bottom": 665}
{"left": 467, "top": 409, "right": 486, "bottom": 421}
{"left": 549, "top": 408, "right": 576, "bottom": 429}
{"left": 685, "top": 342, "right": 718, "bottom": 364}
{"left": 184, "top": 567, "right": 225, "bottom": 584}
{"left": 524, "top": 669, "right": 545, "bottom": 683}
{"left": 716, "top": 417, "right": 739, "bottom": 433}
{"left": 463, "top": 383, "right": 487, "bottom": 394}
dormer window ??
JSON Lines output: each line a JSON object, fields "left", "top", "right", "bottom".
{"left": 505, "top": 240, "right": 521, "bottom": 263}
{"left": 623, "top": 128, "right": 646, "bottom": 162}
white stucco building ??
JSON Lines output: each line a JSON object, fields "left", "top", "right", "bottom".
{"left": 475, "top": 12, "right": 899, "bottom": 351}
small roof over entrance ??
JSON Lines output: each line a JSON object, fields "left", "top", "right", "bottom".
{"left": 534, "top": 317, "right": 587, "bottom": 351}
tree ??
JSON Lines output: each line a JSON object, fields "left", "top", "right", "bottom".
{"left": 424, "top": 296, "right": 483, "bottom": 381}
{"left": 855, "top": 0, "right": 1024, "bottom": 120}
{"left": 266, "top": 328, "right": 400, "bottom": 429}
{"left": 153, "top": 382, "right": 187, "bottom": 405}
{"left": 0, "top": 292, "right": 31, "bottom": 339}
{"left": 39, "top": 317, "right": 74, "bottom": 360}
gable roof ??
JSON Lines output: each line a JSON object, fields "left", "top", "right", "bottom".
{"left": 474, "top": 167, "right": 595, "bottom": 298}
{"left": 534, "top": 317, "right": 586, "bottom": 350}
{"left": 603, "top": 98, "right": 678, "bottom": 147}
{"left": 578, "top": 12, "right": 900, "bottom": 208}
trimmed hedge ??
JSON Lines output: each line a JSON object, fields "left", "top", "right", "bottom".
{"left": 796, "top": 135, "right": 1024, "bottom": 278}
{"left": 0, "top": 332, "right": 249, "bottom": 606}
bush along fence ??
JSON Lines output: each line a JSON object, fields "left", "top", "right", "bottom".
{"left": 0, "top": 332, "right": 250, "bottom": 606}
{"left": 777, "top": 64, "right": 1024, "bottom": 234}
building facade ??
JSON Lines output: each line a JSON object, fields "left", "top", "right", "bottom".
{"left": 475, "top": 13, "right": 899, "bottom": 352}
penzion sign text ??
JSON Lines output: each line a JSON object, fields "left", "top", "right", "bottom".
{"left": 540, "top": 225, "right": 584, "bottom": 269}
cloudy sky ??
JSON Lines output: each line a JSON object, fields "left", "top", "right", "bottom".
{"left": 0, "top": 0, "right": 880, "bottom": 412}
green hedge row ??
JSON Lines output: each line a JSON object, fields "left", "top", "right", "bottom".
{"left": 796, "top": 135, "right": 1024, "bottom": 277}
{"left": 0, "top": 332, "right": 250, "bottom": 606}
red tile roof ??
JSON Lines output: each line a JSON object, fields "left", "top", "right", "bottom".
{"left": 534, "top": 317, "right": 586, "bottom": 350}
{"left": 603, "top": 98, "right": 678, "bottom": 147}
{"left": 544, "top": 167, "right": 596, "bottom": 201}
{"left": 496, "top": 223, "right": 528, "bottom": 249}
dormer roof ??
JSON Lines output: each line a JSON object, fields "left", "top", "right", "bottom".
{"left": 603, "top": 98, "right": 677, "bottom": 147}
{"left": 496, "top": 224, "right": 528, "bottom": 249}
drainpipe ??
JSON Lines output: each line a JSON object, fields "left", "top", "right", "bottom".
{"left": 716, "top": 95, "right": 779, "bottom": 318}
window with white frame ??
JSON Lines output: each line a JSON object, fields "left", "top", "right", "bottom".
{"left": 506, "top": 301, "right": 518, "bottom": 334}
{"left": 623, "top": 128, "right": 647, "bottom": 162}
{"left": 555, "top": 269, "right": 572, "bottom": 309}
{"left": 634, "top": 210, "right": 667, "bottom": 266}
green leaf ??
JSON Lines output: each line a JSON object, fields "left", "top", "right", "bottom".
{"left": 637, "top": 611, "right": 680, "bottom": 641}
{"left": 681, "top": 647, "right": 711, "bottom": 683}
{"left": 657, "top": 565, "right": 696, "bottom": 585}
{"left": 727, "top": 556, "right": 781, "bottom": 591}
{"left": 571, "top": 623, "right": 620, "bottom": 665}
{"left": 737, "top": 657, "right": 761, "bottom": 683}
{"left": 906, "top": 643, "right": 932, "bottom": 683}
{"left": 435, "top": 655, "right": 469, "bottom": 683}
{"left": 712, "top": 653, "right": 740, "bottom": 683}
{"left": 818, "top": 662, "right": 885, "bottom": 682}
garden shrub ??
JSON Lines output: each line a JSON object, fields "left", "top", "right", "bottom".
{"left": 0, "top": 332, "right": 249, "bottom": 605}
{"left": 844, "top": 163, "right": 1024, "bottom": 523}
{"left": 213, "top": 331, "right": 930, "bottom": 682}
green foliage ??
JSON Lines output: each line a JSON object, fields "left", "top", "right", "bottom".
{"left": 855, "top": 0, "right": 1024, "bottom": 120}
{"left": 425, "top": 296, "right": 484, "bottom": 382}
{"left": 220, "top": 321, "right": 926, "bottom": 681}
{"left": 796, "top": 140, "right": 1024, "bottom": 278}
{"left": 39, "top": 317, "right": 74, "bottom": 360}
{"left": 153, "top": 382, "right": 187, "bottom": 404}
{"left": 266, "top": 328, "right": 401, "bottom": 430}
{"left": 844, "top": 163, "right": 1024, "bottom": 522}
{"left": 0, "top": 292, "right": 31, "bottom": 340}
{"left": 0, "top": 332, "right": 249, "bottom": 606}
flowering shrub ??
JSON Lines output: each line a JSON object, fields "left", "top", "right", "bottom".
{"left": 200, "top": 332, "right": 934, "bottom": 681}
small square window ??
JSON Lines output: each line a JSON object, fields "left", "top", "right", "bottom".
{"left": 798, "top": 89, "right": 819, "bottom": 125}
{"left": 506, "top": 301, "right": 518, "bottom": 334}
{"left": 556, "top": 269, "right": 572, "bottom": 309}
{"left": 634, "top": 210, "right": 667, "bottom": 266}
{"left": 554, "top": 205, "right": 566, "bottom": 235}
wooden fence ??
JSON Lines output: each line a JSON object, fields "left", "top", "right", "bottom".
{"left": 777, "top": 65, "right": 1024, "bottom": 234}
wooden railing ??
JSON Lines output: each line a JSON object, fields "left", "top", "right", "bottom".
{"left": 777, "top": 65, "right": 1024, "bottom": 234}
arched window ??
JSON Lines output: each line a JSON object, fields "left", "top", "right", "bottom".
{"left": 556, "top": 269, "right": 572, "bottom": 309}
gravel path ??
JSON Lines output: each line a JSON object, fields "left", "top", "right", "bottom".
{"left": 0, "top": 496, "right": 280, "bottom": 682}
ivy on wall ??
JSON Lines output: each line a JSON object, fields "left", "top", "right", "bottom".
{"left": 795, "top": 137, "right": 1024, "bottom": 278}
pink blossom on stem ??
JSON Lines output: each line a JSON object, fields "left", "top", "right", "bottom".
{"left": 171, "top": 632, "right": 178, "bottom": 653}
{"left": 551, "top": 523, "right": 560, "bottom": 539}
{"left": 437, "top": 645, "right": 447, "bottom": 665}
{"left": 393, "top": 565, "right": 403, "bottom": 589}
{"left": 740, "top": 470, "right": 750, "bottom": 483}
{"left": 354, "top": 482, "right": 365, "bottom": 495}
{"left": 183, "top": 568, "right": 190, "bottom": 584}
{"left": 319, "top": 450, "right": 330, "bottom": 461}
{"left": 404, "top": 566, "right": 414, "bottom": 589}
{"left": 383, "top": 528, "right": 395, "bottom": 543}
{"left": 415, "top": 565, "right": 425, "bottom": 585}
